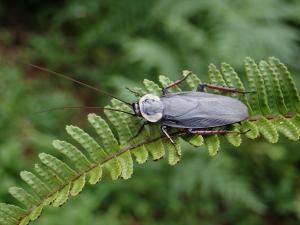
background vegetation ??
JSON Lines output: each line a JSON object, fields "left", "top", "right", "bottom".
{"left": 0, "top": 0, "right": 300, "bottom": 224}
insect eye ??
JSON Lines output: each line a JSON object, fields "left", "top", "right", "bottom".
{"left": 145, "top": 111, "right": 156, "bottom": 116}
{"left": 145, "top": 99, "right": 155, "bottom": 104}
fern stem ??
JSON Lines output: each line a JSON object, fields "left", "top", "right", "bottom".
{"left": 17, "top": 130, "right": 186, "bottom": 224}
{"left": 248, "top": 113, "right": 296, "bottom": 121}
{"left": 17, "top": 111, "right": 299, "bottom": 223}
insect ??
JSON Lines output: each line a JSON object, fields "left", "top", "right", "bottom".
{"left": 130, "top": 73, "right": 250, "bottom": 145}
{"left": 31, "top": 65, "right": 250, "bottom": 153}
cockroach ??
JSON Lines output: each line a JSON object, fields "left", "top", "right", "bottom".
{"left": 31, "top": 64, "right": 250, "bottom": 155}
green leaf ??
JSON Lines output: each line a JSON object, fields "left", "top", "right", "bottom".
{"left": 263, "top": 60, "right": 288, "bottom": 115}
{"left": 105, "top": 101, "right": 134, "bottom": 179}
{"left": 8, "top": 187, "right": 39, "bottom": 208}
{"left": 19, "top": 217, "right": 30, "bottom": 225}
{"left": 205, "top": 135, "right": 220, "bottom": 156}
{"left": 259, "top": 61, "right": 282, "bottom": 114}
{"left": 273, "top": 115, "right": 299, "bottom": 141}
{"left": 38, "top": 153, "right": 77, "bottom": 182}
{"left": 52, "top": 184, "right": 71, "bottom": 207}
{"left": 52, "top": 140, "right": 91, "bottom": 172}
{"left": 245, "top": 57, "right": 271, "bottom": 115}
{"left": 70, "top": 175, "right": 86, "bottom": 196}
{"left": 256, "top": 117, "right": 279, "bottom": 143}
{"left": 34, "top": 163, "right": 63, "bottom": 190}
{"left": 66, "top": 125, "right": 107, "bottom": 161}
{"left": 29, "top": 205, "right": 43, "bottom": 221}
{"left": 242, "top": 121, "right": 259, "bottom": 139}
{"left": 291, "top": 114, "right": 300, "bottom": 130}
{"left": 269, "top": 57, "right": 300, "bottom": 112}
{"left": 88, "top": 114, "right": 119, "bottom": 150}
{"left": 183, "top": 135, "right": 204, "bottom": 147}
{"left": 87, "top": 113, "right": 122, "bottom": 180}
{"left": 225, "top": 124, "right": 242, "bottom": 147}
{"left": 20, "top": 171, "right": 49, "bottom": 198}
{"left": 143, "top": 79, "right": 162, "bottom": 95}
{"left": 146, "top": 128, "right": 166, "bottom": 160}
{"left": 185, "top": 71, "right": 202, "bottom": 90}
{"left": 0, "top": 211, "right": 17, "bottom": 225}
{"left": 221, "top": 63, "right": 252, "bottom": 113}
{"left": 0, "top": 203, "right": 27, "bottom": 220}
{"left": 162, "top": 138, "right": 181, "bottom": 165}
{"left": 87, "top": 165, "right": 102, "bottom": 185}
{"left": 208, "top": 63, "right": 227, "bottom": 94}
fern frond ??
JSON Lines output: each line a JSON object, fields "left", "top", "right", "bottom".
{"left": 0, "top": 57, "right": 299, "bottom": 225}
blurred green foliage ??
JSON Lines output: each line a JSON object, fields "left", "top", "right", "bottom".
{"left": 0, "top": 0, "right": 300, "bottom": 225}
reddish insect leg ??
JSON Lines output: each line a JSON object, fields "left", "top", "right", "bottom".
{"left": 197, "top": 84, "right": 254, "bottom": 94}
{"left": 188, "top": 129, "right": 245, "bottom": 135}
{"left": 163, "top": 72, "right": 192, "bottom": 94}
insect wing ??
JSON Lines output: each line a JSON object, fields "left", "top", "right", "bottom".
{"left": 160, "top": 92, "right": 248, "bottom": 128}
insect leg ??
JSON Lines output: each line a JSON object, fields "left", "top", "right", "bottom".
{"left": 162, "top": 72, "right": 192, "bottom": 94}
{"left": 161, "top": 125, "right": 181, "bottom": 159}
{"left": 188, "top": 129, "right": 250, "bottom": 135}
{"left": 161, "top": 125, "right": 175, "bottom": 143}
{"left": 197, "top": 84, "right": 255, "bottom": 94}
{"left": 129, "top": 121, "right": 149, "bottom": 141}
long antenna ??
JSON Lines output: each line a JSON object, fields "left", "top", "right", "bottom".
{"left": 34, "top": 106, "right": 136, "bottom": 116}
{"left": 29, "top": 64, "right": 132, "bottom": 106}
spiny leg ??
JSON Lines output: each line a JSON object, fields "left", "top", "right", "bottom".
{"left": 161, "top": 125, "right": 175, "bottom": 143}
{"left": 163, "top": 72, "right": 192, "bottom": 95}
{"left": 129, "top": 121, "right": 149, "bottom": 141}
{"left": 161, "top": 125, "right": 180, "bottom": 158}
{"left": 188, "top": 128, "right": 250, "bottom": 135}
{"left": 197, "top": 83, "right": 255, "bottom": 94}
